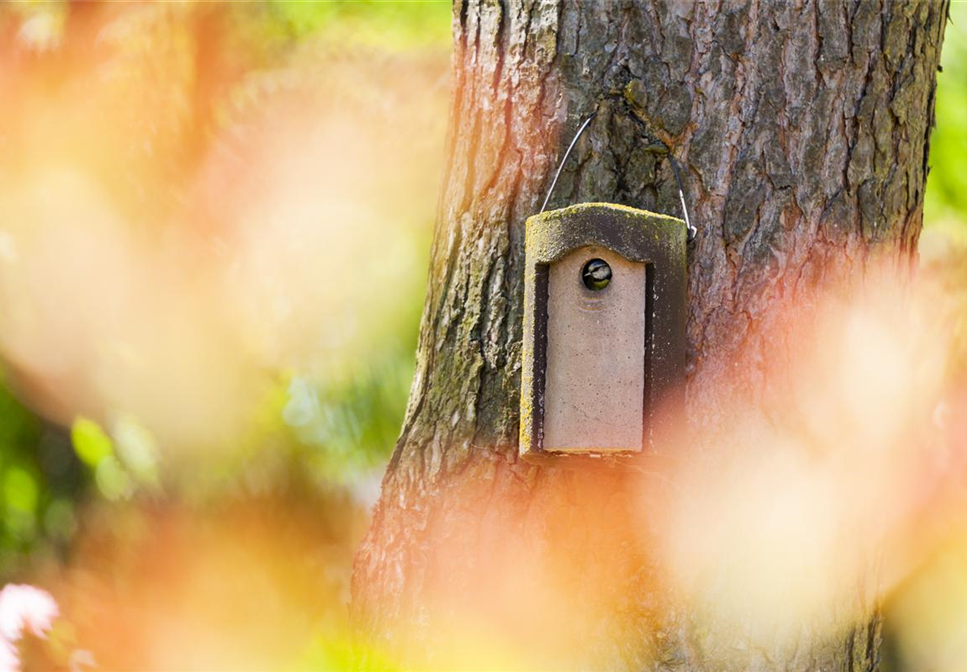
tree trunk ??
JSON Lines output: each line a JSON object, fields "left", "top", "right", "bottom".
{"left": 352, "top": 1, "right": 948, "bottom": 670}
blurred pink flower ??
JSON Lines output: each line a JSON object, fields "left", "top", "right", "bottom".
{"left": 0, "top": 641, "right": 18, "bottom": 672}
{"left": 0, "top": 584, "right": 58, "bottom": 672}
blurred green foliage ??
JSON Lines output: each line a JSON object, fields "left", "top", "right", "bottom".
{"left": 259, "top": 1, "right": 450, "bottom": 49}
{"left": 70, "top": 417, "right": 112, "bottom": 468}
{"left": 925, "top": 3, "right": 967, "bottom": 230}
{"left": 284, "top": 346, "right": 415, "bottom": 482}
{"left": 921, "top": 3, "right": 967, "bottom": 386}
{"left": 0, "top": 379, "right": 81, "bottom": 581}
{"left": 0, "top": 0, "right": 451, "bottom": 583}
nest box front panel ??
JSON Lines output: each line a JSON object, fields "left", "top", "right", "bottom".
{"left": 543, "top": 246, "right": 645, "bottom": 453}
{"left": 520, "top": 202, "right": 687, "bottom": 463}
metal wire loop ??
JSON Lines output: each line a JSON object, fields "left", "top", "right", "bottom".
{"left": 667, "top": 155, "right": 697, "bottom": 242}
{"left": 540, "top": 113, "right": 596, "bottom": 214}
{"left": 540, "top": 113, "right": 697, "bottom": 243}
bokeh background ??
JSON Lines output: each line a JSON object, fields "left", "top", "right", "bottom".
{"left": 0, "top": 2, "right": 449, "bottom": 669}
{"left": 0, "top": 2, "right": 965, "bottom": 670}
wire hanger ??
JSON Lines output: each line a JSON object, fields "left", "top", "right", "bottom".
{"left": 539, "top": 112, "right": 697, "bottom": 242}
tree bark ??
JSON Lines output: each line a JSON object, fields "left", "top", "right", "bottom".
{"left": 352, "top": 1, "right": 949, "bottom": 670}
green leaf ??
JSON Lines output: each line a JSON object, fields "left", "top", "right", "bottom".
{"left": 3, "top": 466, "right": 38, "bottom": 513}
{"left": 71, "top": 416, "right": 113, "bottom": 467}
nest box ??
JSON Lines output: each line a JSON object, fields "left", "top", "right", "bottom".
{"left": 519, "top": 203, "right": 687, "bottom": 463}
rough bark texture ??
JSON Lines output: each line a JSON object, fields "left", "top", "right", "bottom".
{"left": 352, "top": 1, "right": 948, "bottom": 670}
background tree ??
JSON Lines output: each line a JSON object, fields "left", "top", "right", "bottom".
{"left": 353, "top": 1, "right": 950, "bottom": 670}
